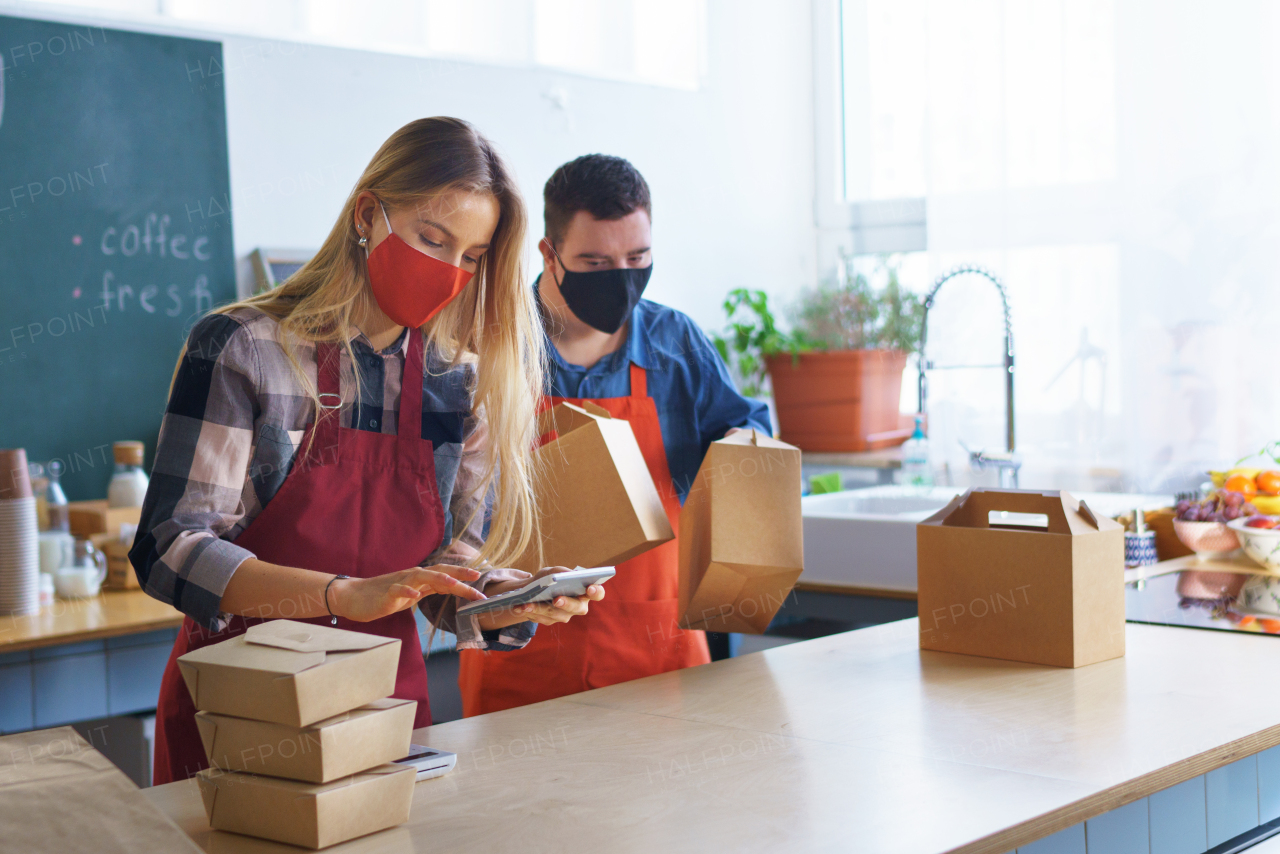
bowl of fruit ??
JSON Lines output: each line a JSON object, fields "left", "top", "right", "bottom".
{"left": 1229, "top": 516, "right": 1280, "bottom": 573}
{"left": 1173, "top": 490, "right": 1259, "bottom": 560}
{"left": 1209, "top": 468, "right": 1280, "bottom": 515}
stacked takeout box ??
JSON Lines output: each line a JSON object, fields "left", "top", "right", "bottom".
{"left": 177, "top": 620, "right": 418, "bottom": 849}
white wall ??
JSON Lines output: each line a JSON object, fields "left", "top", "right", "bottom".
{"left": 216, "top": 0, "right": 817, "bottom": 331}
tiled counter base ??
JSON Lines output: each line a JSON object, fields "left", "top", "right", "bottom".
{"left": 1018, "top": 747, "right": 1280, "bottom": 854}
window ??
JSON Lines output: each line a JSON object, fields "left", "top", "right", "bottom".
{"left": 831, "top": 0, "right": 1280, "bottom": 493}
{"left": 17, "top": 0, "right": 706, "bottom": 89}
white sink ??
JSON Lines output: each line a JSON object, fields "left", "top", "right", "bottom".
{"left": 801, "top": 485, "right": 1174, "bottom": 594}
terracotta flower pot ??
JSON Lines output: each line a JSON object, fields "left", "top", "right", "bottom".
{"left": 765, "top": 349, "right": 909, "bottom": 452}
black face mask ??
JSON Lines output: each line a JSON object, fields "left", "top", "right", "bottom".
{"left": 554, "top": 259, "right": 653, "bottom": 334}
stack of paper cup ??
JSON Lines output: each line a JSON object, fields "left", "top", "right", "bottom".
{"left": 0, "top": 449, "right": 40, "bottom": 616}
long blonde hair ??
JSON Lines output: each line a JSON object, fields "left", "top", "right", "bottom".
{"left": 210, "top": 117, "right": 544, "bottom": 567}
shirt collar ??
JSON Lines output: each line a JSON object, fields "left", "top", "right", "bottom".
{"left": 350, "top": 325, "right": 410, "bottom": 357}
{"left": 533, "top": 274, "right": 651, "bottom": 371}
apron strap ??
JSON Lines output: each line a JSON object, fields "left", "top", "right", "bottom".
{"left": 629, "top": 362, "right": 647, "bottom": 399}
{"left": 398, "top": 329, "right": 425, "bottom": 442}
{"left": 313, "top": 342, "right": 343, "bottom": 460}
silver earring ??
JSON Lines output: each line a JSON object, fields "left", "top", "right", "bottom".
{"left": 357, "top": 230, "right": 367, "bottom": 248}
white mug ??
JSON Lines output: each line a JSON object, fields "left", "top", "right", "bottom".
{"left": 38, "top": 531, "right": 75, "bottom": 576}
{"left": 55, "top": 565, "right": 105, "bottom": 599}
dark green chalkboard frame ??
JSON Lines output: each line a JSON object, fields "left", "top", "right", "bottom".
{"left": 0, "top": 14, "right": 235, "bottom": 499}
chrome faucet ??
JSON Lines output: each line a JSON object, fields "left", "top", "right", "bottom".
{"left": 917, "top": 266, "right": 1018, "bottom": 487}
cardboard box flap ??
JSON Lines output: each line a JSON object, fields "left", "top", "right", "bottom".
{"left": 177, "top": 658, "right": 201, "bottom": 707}
{"left": 715, "top": 428, "right": 796, "bottom": 451}
{"left": 245, "top": 619, "right": 396, "bottom": 653}
{"left": 922, "top": 488, "right": 1116, "bottom": 535}
{"left": 921, "top": 493, "right": 967, "bottom": 526}
{"left": 537, "top": 401, "right": 611, "bottom": 438}
{"left": 200, "top": 764, "right": 412, "bottom": 795}
{"left": 194, "top": 712, "right": 217, "bottom": 760}
{"left": 359, "top": 697, "right": 414, "bottom": 713}
{"left": 198, "top": 772, "right": 218, "bottom": 818}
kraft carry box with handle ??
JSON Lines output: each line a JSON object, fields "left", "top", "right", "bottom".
{"left": 917, "top": 488, "right": 1125, "bottom": 668}
{"left": 517, "top": 401, "right": 673, "bottom": 573}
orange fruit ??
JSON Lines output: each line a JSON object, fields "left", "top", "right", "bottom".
{"left": 1257, "top": 471, "right": 1280, "bottom": 496}
{"left": 1224, "top": 474, "right": 1258, "bottom": 496}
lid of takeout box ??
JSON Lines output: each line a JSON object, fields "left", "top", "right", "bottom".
{"left": 0, "top": 450, "right": 32, "bottom": 500}
{"left": 197, "top": 762, "right": 413, "bottom": 795}
{"left": 178, "top": 620, "right": 397, "bottom": 679}
{"left": 245, "top": 619, "right": 396, "bottom": 653}
{"left": 195, "top": 698, "right": 416, "bottom": 765}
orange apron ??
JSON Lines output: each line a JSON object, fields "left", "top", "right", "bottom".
{"left": 458, "top": 363, "right": 710, "bottom": 716}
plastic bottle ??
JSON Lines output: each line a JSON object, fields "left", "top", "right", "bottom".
{"left": 107, "top": 441, "right": 150, "bottom": 508}
{"left": 900, "top": 417, "right": 933, "bottom": 487}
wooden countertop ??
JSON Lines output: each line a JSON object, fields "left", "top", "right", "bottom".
{"left": 0, "top": 589, "right": 183, "bottom": 653}
{"left": 144, "top": 619, "right": 1280, "bottom": 854}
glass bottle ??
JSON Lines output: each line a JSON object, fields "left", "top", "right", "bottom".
{"left": 45, "top": 460, "right": 69, "bottom": 532}
{"left": 107, "top": 441, "right": 149, "bottom": 508}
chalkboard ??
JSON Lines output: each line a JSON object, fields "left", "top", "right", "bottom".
{"left": 0, "top": 15, "right": 235, "bottom": 499}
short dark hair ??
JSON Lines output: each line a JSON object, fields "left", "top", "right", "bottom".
{"left": 543, "top": 154, "right": 651, "bottom": 247}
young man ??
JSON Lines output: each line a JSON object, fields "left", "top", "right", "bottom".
{"left": 458, "top": 154, "right": 770, "bottom": 715}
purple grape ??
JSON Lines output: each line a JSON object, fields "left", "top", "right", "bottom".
{"left": 1225, "top": 505, "right": 1242, "bottom": 520}
{"left": 1176, "top": 500, "right": 1193, "bottom": 516}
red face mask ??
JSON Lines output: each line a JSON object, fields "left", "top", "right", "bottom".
{"left": 366, "top": 202, "right": 474, "bottom": 328}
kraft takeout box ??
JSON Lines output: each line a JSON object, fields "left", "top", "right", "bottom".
{"left": 178, "top": 620, "right": 400, "bottom": 727}
{"left": 516, "top": 401, "right": 673, "bottom": 572}
{"left": 678, "top": 430, "right": 805, "bottom": 633}
{"left": 196, "top": 763, "right": 415, "bottom": 849}
{"left": 67, "top": 499, "right": 141, "bottom": 539}
{"left": 917, "top": 488, "right": 1125, "bottom": 668}
{"left": 196, "top": 697, "right": 416, "bottom": 783}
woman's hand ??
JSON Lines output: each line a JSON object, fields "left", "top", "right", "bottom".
{"left": 332, "top": 565, "right": 485, "bottom": 623}
{"left": 475, "top": 566, "right": 607, "bottom": 630}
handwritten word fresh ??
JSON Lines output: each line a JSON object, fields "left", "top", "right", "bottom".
{"left": 100, "top": 272, "right": 212, "bottom": 316}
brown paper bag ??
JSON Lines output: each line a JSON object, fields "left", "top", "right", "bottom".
{"left": 516, "top": 401, "right": 673, "bottom": 572}
{"left": 917, "top": 488, "right": 1125, "bottom": 668}
{"left": 678, "top": 430, "right": 804, "bottom": 634}
{"left": 0, "top": 728, "right": 202, "bottom": 853}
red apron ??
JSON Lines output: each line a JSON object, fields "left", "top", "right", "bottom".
{"left": 151, "top": 331, "right": 445, "bottom": 784}
{"left": 458, "top": 363, "right": 710, "bottom": 716}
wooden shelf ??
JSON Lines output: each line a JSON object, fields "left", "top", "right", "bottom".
{"left": 0, "top": 590, "right": 183, "bottom": 653}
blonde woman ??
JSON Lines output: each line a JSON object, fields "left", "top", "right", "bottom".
{"left": 133, "top": 118, "right": 604, "bottom": 784}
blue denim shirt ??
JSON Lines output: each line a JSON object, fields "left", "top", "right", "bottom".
{"left": 538, "top": 278, "right": 772, "bottom": 502}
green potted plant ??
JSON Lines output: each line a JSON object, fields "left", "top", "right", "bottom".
{"left": 712, "top": 255, "right": 924, "bottom": 452}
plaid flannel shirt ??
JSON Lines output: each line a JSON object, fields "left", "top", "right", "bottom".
{"left": 129, "top": 306, "right": 535, "bottom": 650}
